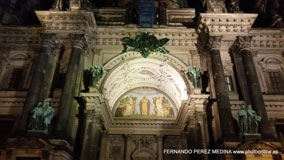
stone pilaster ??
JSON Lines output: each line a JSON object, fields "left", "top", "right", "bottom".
{"left": 235, "top": 36, "right": 274, "bottom": 138}
{"left": 55, "top": 34, "right": 86, "bottom": 138}
{"left": 157, "top": 135, "right": 163, "bottom": 160}
{"left": 230, "top": 39, "right": 251, "bottom": 105}
{"left": 125, "top": 134, "right": 132, "bottom": 160}
{"left": 207, "top": 36, "right": 236, "bottom": 138}
{"left": 17, "top": 33, "right": 60, "bottom": 132}
{"left": 80, "top": 110, "right": 103, "bottom": 160}
{"left": 99, "top": 131, "right": 108, "bottom": 160}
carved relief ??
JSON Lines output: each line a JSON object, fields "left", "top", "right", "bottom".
{"left": 108, "top": 135, "right": 125, "bottom": 160}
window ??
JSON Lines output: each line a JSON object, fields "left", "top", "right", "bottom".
{"left": 8, "top": 68, "right": 24, "bottom": 89}
{"left": 268, "top": 71, "right": 284, "bottom": 94}
{"left": 225, "top": 76, "right": 234, "bottom": 92}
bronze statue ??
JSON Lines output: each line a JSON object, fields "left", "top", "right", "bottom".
{"left": 237, "top": 104, "right": 261, "bottom": 135}
{"left": 28, "top": 101, "right": 54, "bottom": 134}
{"left": 187, "top": 66, "right": 203, "bottom": 88}
{"left": 89, "top": 65, "right": 104, "bottom": 86}
{"left": 247, "top": 105, "right": 261, "bottom": 133}
{"left": 237, "top": 105, "right": 247, "bottom": 135}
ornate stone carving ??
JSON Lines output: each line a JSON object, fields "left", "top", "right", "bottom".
{"left": 250, "top": 30, "right": 284, "bottom": 49}
{"left": 35, "top": 11, "right": 96, "bottom": 33}
{"left": 86, "top": 109, "right": 103, "bottom": 125}
{"left": 207, "top": 36, "right": 222, "bottom": 50}
{"left": 94, "top": 27, "right": 197, "bottom": 47}
{"left": 108, "top": 135, "right": 124, "bottom": 144}
{"left": 198, "top": 13, "right": 257, "bottom": 35}
{"left": 70, "top": 34, "right": 87, "bottom": 50}
{"left": 235, "top": 36, "right": 252, "bottom": 50}
{"left": 132, "top": 135, "right": 155, "bottom": 149}
{"left": 0, "top": 28, "right": 40, "bottom": 46}
{"left": 40, "top": 33, "right": 61, "bottom": 50}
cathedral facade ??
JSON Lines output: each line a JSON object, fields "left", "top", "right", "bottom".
{"left": 0, "top": 0, "right": 284, "bottom": 159}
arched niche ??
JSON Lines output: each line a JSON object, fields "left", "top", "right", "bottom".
{"left": 100, "top": 51, "right": 192, "bottom": 115}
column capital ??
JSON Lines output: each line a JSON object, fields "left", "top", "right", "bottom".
{"left": 40, "top": 33, "right": 60, "bottom": 48}
{"left": 207, "top": 36, "right": 222, "bottom": 50}
{"left": 70, "top": 33, "right": 87, "bottom": 50}
{"left": 234, "top": 36, "right": 253, "bottom": 52}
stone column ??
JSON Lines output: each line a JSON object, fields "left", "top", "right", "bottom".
{"left": 55, "top": 34, "right": 86, "bottom": 138}
{"left": 157, "top": 135, "right": 163, "bottom": 160}
{"left": 236, "top": 36, "right": 273, "bottom": 137}
{"left": 125, "top": 134, "right": 132, "bottom": 160}
{"left": 230, "top": 44, "right": 251, "bottom": 105}
{"left": 39, "top": 43, "right": 61, "bottom": 102}
{"left": 17, "top": 33, "right": 59, "bottom": 132}
{"left": 99, "top": 131, "right": 108, "bottom": 160}
{"left": 207, "top": 36, "right": 235, "bottom": 138}
{"left": 81, "top": 111, "right": 103, "bottom": 160}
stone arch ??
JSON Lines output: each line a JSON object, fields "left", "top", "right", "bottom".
{"left": 100, "top": 51, "right": 192, "bottom": 112}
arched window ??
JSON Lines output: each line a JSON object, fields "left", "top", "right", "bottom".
{"left": 0, "top": 52, "right": 33, "bottom": 90}
{"left": 259, "top": 57, "right": 284, "bottom": 94}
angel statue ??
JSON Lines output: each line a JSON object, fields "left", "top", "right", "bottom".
{"left": 187, "top": 66, "right": 203, "bottom": 88}
{"left": 89, "top": 65, "right": 104, "bottom": 86}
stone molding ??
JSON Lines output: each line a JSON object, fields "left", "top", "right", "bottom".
{"left": 0, "top": 27, "right": 41, "bottom": 46}
{"left": 93, "top": 27, "right": 197, "bottom": 48}
{"left": 197, "top": 13, "right": 257, "bottom": 35}
{"left": 250, "top": 29, "right": 284, "bottom": 50}
{"left": 166, "top": 8, "right": 195, "bottom": 26}
{"left": 94, "top": 8, "right": 126, "bottom": 25}
{"left": 35, "top": 11, "right": 96, "bottom": 34}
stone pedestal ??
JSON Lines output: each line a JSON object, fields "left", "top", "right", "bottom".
{"left": 243, "top": 133, "right": 261, "bottom": 141}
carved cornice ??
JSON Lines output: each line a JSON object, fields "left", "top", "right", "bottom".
{"left": 70, "top": 34, "right": 87, "bottom": 50}
{"left": 249, "top": 29, "right": 284, "bottom": 50}
{"left": 35, "top": 11, "right": 96, "bottom": 33}
{"left": 197, "top": 13, "right": 257, "bottom": 35}
{"left": 93, "top": 27, "right": 197, "bottom": 47}
{"left": 0, "top": 27, "right": 41, "bottom": 46}
{"left": 166, "top": 8, "right": 195, "bottom": 26}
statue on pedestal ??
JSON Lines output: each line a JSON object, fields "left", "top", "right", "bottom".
{"left": 187, "top": 66, "right": 203, "bottom": 88}
{"left": 28, "top": 101, "right": 54, "bottom": 134}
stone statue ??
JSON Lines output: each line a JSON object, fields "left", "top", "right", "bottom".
{"left": 89, "top": 65, "right": 104, "bottom": 86}
{"left": 247, "top": 105, "right": 261, "bottom": 133}
{"left": 237, "top": 105, "right": 247, "bottom": 135}
{"left": 28, "top": 101, "right": 54, "bottom": 134}
{"left": 187, "top": 66, "right": 203, "bottom": 88}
